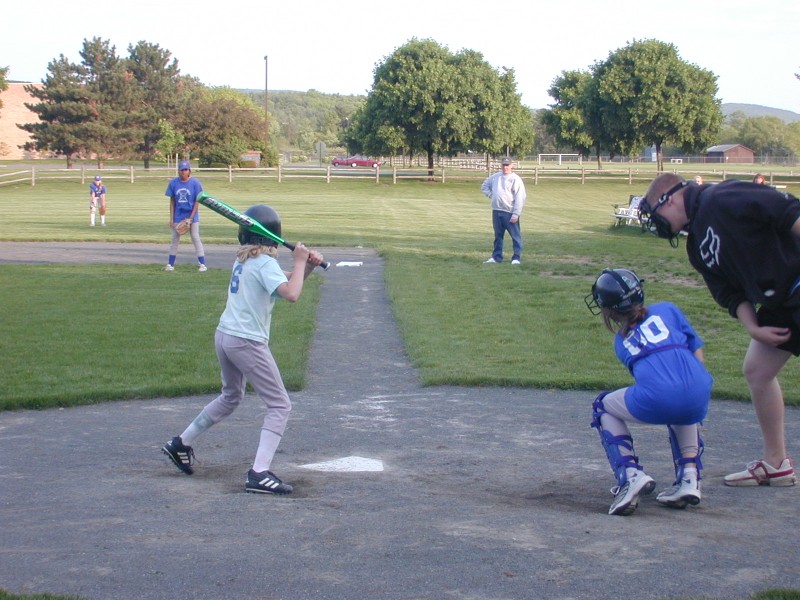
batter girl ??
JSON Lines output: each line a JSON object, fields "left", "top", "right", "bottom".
{"left": 162, "top": 204, "right": 324, "bottom": 494}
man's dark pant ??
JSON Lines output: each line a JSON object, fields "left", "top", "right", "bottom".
{"left": 491, "top": 210, "right": 522, "bottom": 262}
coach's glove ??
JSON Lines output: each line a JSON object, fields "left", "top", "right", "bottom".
{"left": 175, "top": 219, "right": 191, "bottom": 235}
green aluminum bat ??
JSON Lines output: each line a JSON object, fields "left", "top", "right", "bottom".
{"left": 197, "top": 192, "right": 330, "bottom": 270}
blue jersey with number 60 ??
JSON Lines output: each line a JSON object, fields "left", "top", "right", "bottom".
{"left": 614, "top": 301, "right": 713, "bottom": 425}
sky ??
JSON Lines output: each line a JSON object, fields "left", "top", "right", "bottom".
{"left": 2, "top": 0, "right": 798, "bottom": 114}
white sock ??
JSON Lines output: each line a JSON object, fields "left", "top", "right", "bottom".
{"left": 625, "top": 466, "right": 641, "bottom": 481}
{"left": 180, "top": 410, "right": 214, "bottom": 445}
{"left": 252, "top": 429, "right": 282, "bottom": 473}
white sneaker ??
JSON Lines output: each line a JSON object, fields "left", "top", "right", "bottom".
{"left": 198, "top": 264, "right": 207, "bottom": 272}
{"left": 483, "top": 258, "right": 497, "bottom": 264}
{"left": 163, "top": 264, "right": 175, "bottom": 272}
{"left": 511, "top": 259, "right": 521, "bottom": 265}
{"left": 723, "top": 458, "right": 796, "bottom": 487}
{"left": 657, "top": 477, "right": 701, "bottom": 509}
{"left": 608, "top": 471, "right": 655, "bottom": 516}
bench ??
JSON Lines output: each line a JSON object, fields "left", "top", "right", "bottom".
{"left": 611, "top": 195, "right": 644, "bottom": 227}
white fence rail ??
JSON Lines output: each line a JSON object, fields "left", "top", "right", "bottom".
{"left": 2, "top": 164, "right": 799, "bottom": 188}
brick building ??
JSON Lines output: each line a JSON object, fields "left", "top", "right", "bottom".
{"left": 0, "top": 82, "right": 42, "bottom": 160}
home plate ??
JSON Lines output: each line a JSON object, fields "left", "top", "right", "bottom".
{"left": 299, "top": 456, "right": 384, "bottom": 472}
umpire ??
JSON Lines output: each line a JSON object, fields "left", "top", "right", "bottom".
{"left": 641, "top": 174, "right": 799, "bottom": 488}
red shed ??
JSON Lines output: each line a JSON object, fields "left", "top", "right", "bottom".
{"left": 704, "top": 144, "right": 755, "bottom": 164}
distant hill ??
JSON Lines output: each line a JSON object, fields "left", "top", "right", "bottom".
{"left": 242, "top": 89, "right": 800, "bottom": 123}
{"left": 722, "top": 103, "right": 800, "bottom": 123}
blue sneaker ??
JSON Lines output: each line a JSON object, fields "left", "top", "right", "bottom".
{"left": 161, "top": 436, "right": 194, "bottom": 475}
{"left": 245, "top": 469, "right": 293, "bottom": 495}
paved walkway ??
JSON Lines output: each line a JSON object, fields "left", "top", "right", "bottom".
{"left": 0, "top": 242, "right": 798, "bottom": 600}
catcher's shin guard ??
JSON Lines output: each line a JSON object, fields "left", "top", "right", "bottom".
{"left": 591, "top": 391, "right": 642, "bottom": 487}
{"left": 668, "top": 424, "right": 704, "bottom": 481}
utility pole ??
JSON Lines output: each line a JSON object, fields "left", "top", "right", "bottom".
{"left": 264, "top": 55, "right": 269, "bottom": 162}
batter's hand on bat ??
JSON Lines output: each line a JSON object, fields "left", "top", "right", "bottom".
{"left": 307, "top": 249, "right": 325, "bottom": 269}
{"left": 292, "top": 242, "right": 311, "bottom": 264}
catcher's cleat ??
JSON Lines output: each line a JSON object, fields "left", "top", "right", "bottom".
{"left": 245, "top": 469, "right": 293, "bottom": 495}
{"left": 657, "top": 476, "right": 701, "bottom": 509}
{"left": 608, "top": 471, "right": 655, "bottom": 516}
{"left": 162, "top": 436, "right": 195, "bottom": 475}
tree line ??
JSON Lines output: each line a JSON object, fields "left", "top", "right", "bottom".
{"left": 1, "top": 38, "right": 798, "bottom": 169}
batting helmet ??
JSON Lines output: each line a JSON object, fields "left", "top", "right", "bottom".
{"left": 238, "top": 204, "right": 281, "bottom": 246}
{"left": 584, "top": 268, "right": 645, "bottom": 315}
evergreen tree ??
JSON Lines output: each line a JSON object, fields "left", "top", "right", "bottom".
{"left": 79, "top": 37, "right": 138, "bottom": 167}
{"left": 125, "top": 41, "right": 183, "bottom": 168}
{"left": 20, "top": 56, "right": 94, "bottom": 167}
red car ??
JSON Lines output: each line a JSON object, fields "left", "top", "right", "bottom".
{"left": 331, "top": 155, "right": 383, "bottom": 168}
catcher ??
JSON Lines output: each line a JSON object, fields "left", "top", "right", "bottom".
{"left": 585, "top": 268, "right": 713, "bottom": 515}
{"left": 164, "top": 160, "right": 207, "bottom": 272}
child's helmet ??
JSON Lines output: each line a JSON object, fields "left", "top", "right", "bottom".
{"left": 584, "top": 268, "right": 645, "bottom": 315}
{"left": 238, "top": 204, "right": 281, "bottom": 246}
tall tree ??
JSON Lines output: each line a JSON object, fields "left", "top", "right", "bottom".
{"left": 78, "top": 37, "right": 138, "bottom": 167}
{"left": 0, "top": 66, "right": 8, "bottom": 157}
{"left": 731, "top": 115, "right": 793, "bottom": 157}
{"left": 0, "top": 66, "right": 8, "bottom": 111}
{"left": 20, "top": 56, "right": 94, "bottom": 167}
{"left": 350, "top": 38, "right": 529, "bottom": 174}
{"left": 593, "top": 39, "right": 722, "bottom": 171}
{"left": 450, "top": 51, "right": 530, "bottom": 160}
{"left": 125, "top": 41, "right": 183, "bottom": 168}
{"left": 540, "top": 70, "right": 596, "bottom": 159}
{"left": 179, "top": 87, "right": 266, "bottom": 166}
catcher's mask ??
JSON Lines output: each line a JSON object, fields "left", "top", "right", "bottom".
{"left": 584, "top": 268, "right": 645, "bottom": 315}
{"left": 239, "top": 204, "right": 281, "bottom": 246}
{"left": 639, "top": 180, "right": 688, "bottom": 248}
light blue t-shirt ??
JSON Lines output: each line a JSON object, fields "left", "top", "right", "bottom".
{"left": 165, "top": 177, "right": 204, "bottom": 223}
{"left": 216, "top": 254, "right": 288, "bottom": 343}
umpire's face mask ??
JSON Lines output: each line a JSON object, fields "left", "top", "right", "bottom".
{"left": 640, "top": 181, "right": 687, "bottom": 248}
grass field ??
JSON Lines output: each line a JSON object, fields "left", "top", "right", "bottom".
{"left": 1, "top": 175, "right": 800, "bottom": 409}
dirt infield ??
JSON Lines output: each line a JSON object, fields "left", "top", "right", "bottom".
{"left": 0, "top": 242, "right": 798, "bottom": 600}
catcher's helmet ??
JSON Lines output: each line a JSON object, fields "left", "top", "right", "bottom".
{"left": 238, "top": 204, "right": 281, "bottom": 246}
{"left": 584, "top": 268, "right": 645, "bottom": 315}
